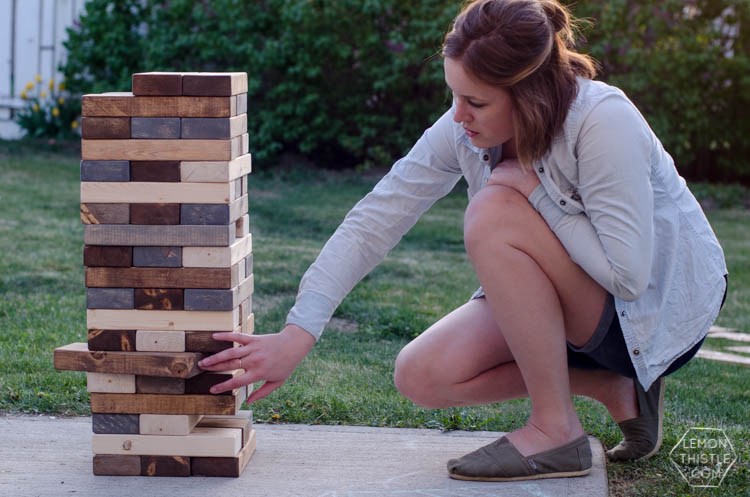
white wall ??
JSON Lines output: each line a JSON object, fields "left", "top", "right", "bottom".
{"left": 0, "top": 0, "right": 85, "bottom": 139}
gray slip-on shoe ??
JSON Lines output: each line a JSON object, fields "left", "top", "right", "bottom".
{"left": 606, "top": 377, "right": 665, "bottom": 462}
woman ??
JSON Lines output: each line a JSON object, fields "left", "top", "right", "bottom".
{"left": 198, "top": 0, "right": 727, "bottom": 482}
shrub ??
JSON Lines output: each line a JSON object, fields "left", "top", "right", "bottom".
{"left": 15, "top": 76, "right": 80, "bottom": 140}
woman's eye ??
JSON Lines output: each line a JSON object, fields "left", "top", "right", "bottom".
{"left": 468, "top": 100, "right": 486, "bottom": 108}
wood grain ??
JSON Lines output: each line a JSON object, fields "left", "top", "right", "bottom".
{"left": 83, "top": 246, "right": 133, "bottom": 267}
{"left": 132, "top": 246, "right": 182, "bottom": 268}
{"left": 184, "top": 274, "right": 253, "bottom": 311}
{"left": 181, "top": 72, "right": 248, "bottom": 96}
{"left": 81, "top": 181, "right": 234, "bottom": 204}
{"left": 182, "top": 233, "right": 251, "bottom": 268}
{"left": 132, "top": 72, "right": 183, "bottom": 96}
{"left": 82, "top": 138, "right": 240, "bottom": 161}
{"left": 92, "top": 427, "right": 242, "bottom": 457}
{"left": 86, "top": 308, "right": 240, "bottom": 332}
{"left": 185, "top": 370, "right": 242, "bottom": 395}
{"left": 135, "top": 375, "right": 185, "bottom": 394}
{"left": 87, "top": 329, "right": 136, "bottom": 351}
{"left": 90, "top": 393, "right": 240, "bottom": 415}
{"left": 84, "top": 224, "right": 235, "bottom": 247}
{"left": 86, "top": 288, "right": 135, "bottom": 309}
{"left": 141, "top": 455, "right": 191, "bottom": 477}
{"left": 131, "top": 117, "right": 181, "bottom": 139}
{"left": 80, "top": 160, "right": 130, "bottom": 182}
{"left": 93, "top": 454, "right": 141, "bottom": 476}
{"left": 81, "top": 117, "right": 131, "bottom": 140}
{"left": 80, "top": 203, "right": 130, "bottom": 224}
{"left": 180, "top": 115, "right": 247, "bottom": 139}
{"left": 136, "top": 330, "right": 186, "bottom": 352}
{"left": 92, "top": 413, "right": 140, "bottom": 434}
{"left": 139, "top": 414, "right": 203, "bottom": 436}
{"left": 180, "top": 153, "right": 251, "bottom": 183}
{"left": 129, "top": 160, "right": 181, "bottom": 182}
{"left": 82, "top": 93, "right": 236, "bottom": 118}
{"left": 86, "top": 266, "right": 237, "bottom": 288}
{"left": 86, "top": 372, "right": 136, "bottom": 393}
{"left": 129, "top": 203, "right": 180, "bottom": 225}
{"left": 133, "top": 288, "right": 184, "bottom": 310}
{"left": 190, "top": 429, "right": 255, "bottom": 477}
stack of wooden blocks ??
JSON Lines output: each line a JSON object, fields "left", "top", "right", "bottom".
{"left": 54, "top": 72, "right": 256, "bottom": 477}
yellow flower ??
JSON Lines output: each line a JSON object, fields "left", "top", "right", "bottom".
{"left": 58, "top": 81, "right": 65, "bottom": 91}
{"left": 49, "top": 79, "right": 55, "bottom": 91}
{"left": 52, "top": 107, "right": 60, "bottom": 117}
{"left": 58, "top": 97, "right": 65, "bottom": 105}
{"left": 71, "top": 121, "right": 79, "bottom": 129}
{"left": 35, "top": 74, "right": 42, "bottom": 83}
{"left": 40, "top": 91, "right": 47, "bottom": 99}
{"left": 24, "top": 81, "right": 34, "bottom": 91}
{"left": 20, "top": 91, "right": 28, "bottom": 100}
{"left": 32, "top": 104, "right": 40, "bottom": 112}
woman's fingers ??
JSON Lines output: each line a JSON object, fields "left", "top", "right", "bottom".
{"left": 197, "top": 333, "right": 253, "bottom": 369}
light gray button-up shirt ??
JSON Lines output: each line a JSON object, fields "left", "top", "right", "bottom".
{"left": 286, "top": 77, "right": 727, "bottom": 390}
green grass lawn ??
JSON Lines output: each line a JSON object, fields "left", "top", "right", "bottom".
{"left": 1, "top": 140, "right": 748, "bottom": 496}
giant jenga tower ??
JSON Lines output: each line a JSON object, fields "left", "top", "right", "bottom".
{"left": 54, "top": 72, "right": 256, "bottom": 477}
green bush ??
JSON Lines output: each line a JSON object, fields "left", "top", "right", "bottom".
{"left": 61, "top": 0, "right": 748, "bottom": 179}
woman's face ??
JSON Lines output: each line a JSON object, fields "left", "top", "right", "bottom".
{"left": 444, "top": 57, "right": 515, "bottom": 149}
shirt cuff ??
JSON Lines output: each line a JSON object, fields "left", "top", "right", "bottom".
{"left": 285, "top": 291, "right": 338, "bottom": 341}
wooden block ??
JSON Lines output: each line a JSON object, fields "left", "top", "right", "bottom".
{"left": 82, "top": 139, "right": 240, "bottom": 161}
{"left": 82, "top": 93, "right": 236, "bottom": 118}
{"left": 136, "top": 330, "right": 186, "bottom": 352}
{"left": 86, "top": 308, "right": 240, "bottom": 332}
{"left": 181, "top": 204, "right": 230, "bottom": 225}
{"left": 54, "top": 343, "right": 202, "bottom": 378}
{"left": 84, "top": 246, "right": 133, "bottom": 267}
{"left": 80, "top": 117, "right": 131, "bottom": 139}
{"left": 182, "top": 72, "right": 248, "bottom": 96}
{"left": 235, "top": 213, "right": 249, "bottom": 238}
{"left": 230, "top": 134, "right": 248, "bottom": 159}
{"left": 198, "top": 413, "right": 252, "bottom": 446}
{"left": 240, "top": 298, "right": 252, "bottom": 334}
{"left": 92, "top": 427, "right": 242, "bottom": 457}
{"left": 183, "top": 233, "right": 252, "bottom": 268}
{"left": 241, "top": 133, "right": 249, "bottom": 155}
{"left": 185, "top": 370, "right": 241, "bottom": 395}
{"left": 135, "top": 375, "right": 185, "bottom": 394}
{"left": 130, "top": 160, "right": 181, "bottom": 182}
{"left": 131, "top": 117, "right": 181, "bottom": 139}
{"left": 180, "top": 154, "right": 251, "bottom": 183}
{"left": 191, "top": 429, "right": 256, "bottom": 477}
{"left": 244, "top": 253, "right": 253, "bottom": 276}
{"left": 184, "top": 274, "right": 253, "bottom": 311}
{"left": 241, "top": 173, "right": 248, "bottom": 195}
{"left": 84, "top": 224, "right": 235, "bottom": 247}
{"left": 181, "top": 114, "right": 247, "bottom": 139}
{"left": 93, "top": 454, "right": 141, "bottom": 476}
{"left": 236, "top": 93, "right": 247, "bottom": 114}
{"left": 130, "top": 203, "right": 180, "bottom": 225}
{"left": 81, "top": 181, "right": 234, "bottom": 204}
{"left": 88, "top": 329, "right": 136, "bottom": 351}
{"left": 133, "top": 288, "right": 184, "bottom": 310}
{"left": 80, "top": 203, "right": 129, "bottom": 224}
{"left": 140, "top": 414, "right": 202, "bottom": 436}
{"left": 185, "top": 331, "right": 233, "bottom": 354}
{"left": 86, "top": 266, "right": 238, "bottom": 289}
{"left": 244, "top": 313, "right": 255, "bottom": 335}
{"left": 87, "top": 288, "right": 135, "bottom": 309}
{"left": 80, "top": 160, "right": 130, "bottom": 182}
{"left": 141, "top": 455, "right": 191, "bottom": 477}
{"left": 86, "top": 372, "right": 136, "bottom": 393}
{"left": 92, "top": 413, "right": 140, "bottom": 434}
{"left": 132, "top": 72, "right": 183, "bottom": 96}
{"left": 90, "top": 393, "right": 240, "bottom": 415}
{"left": 132, "top": 246, "right": 182, "bottom": 268}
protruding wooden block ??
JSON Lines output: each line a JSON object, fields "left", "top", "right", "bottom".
{"left": 87, "top": 288, "right": 135, "bottom": 309}
{"left": 82, "top": 138, "right": 241, "bottom": 161}
{"left": 135, "top": 375, "right": 185, "bottom": 394}
{"left": 82, "top": 93, "right": 237, "bottom": 118}
{"left": 80, "top": 160, "right": 130, "bottom": 182}
{"left": 185, "top": 370, "right": 241, "bottom": 395}
{"left": 84, "top": 224, "right": 235, "bottom": 247}
{"left": 190, "top": 429, "right": 256, "bottom": 477}
{"left": 139, "top": 414, "right": 202, "bottom": 436}
{"left": 92, "top": 413, "right": 140, "bottom": 434}
{"left": 54, "top": 342, "right": 202, "bottom": 378}
{"left": 84, "top": 246, "right": 133, "bottom": 267}
{"left": 132, "top": 72, "right": 183, "bottom": 96}
{"left": 180, "top": 204, "right": 230, "bottom": 225}
{"left": 81, "top": 181, "right": 234, "bottom": 204}
{"left": 130, "top": 203, "right": 180, "bottom": 225}
{"left": 93, "top": 454, "right": 141, "bottom": 476}
{"left": 198, "top": 412, "right": 253, "bottom": 446}
{"left": 141, "top": 455, "right": 191, "bottom": 477}
{"left": 182, "top": 233, "right": 251, "bottom": 268}
{"left": 132, "top": 247, "right": 182, "bottom": 268}
{"left": 86, "top": 266, "right": 238, "bottom": 289}
{"left": 136, "top": 330, "right": 186, "bottom": 352}
{"left": 87, "top": 372, "right": 136, "bottom": 393}
{"left": 92, "top": 427, "right": 242, "bottom": 457}
{"left": 180, "top": 154, "right": 251, "bottom": 183}
{"left": 86, "top": 308, "right": 240, "bottom": 332}
{"left": 80, "top": 203, "right": 130, "bottom": 224}
{"left": 81, "top": 117, "right": 131, "bottom": 139}
{"left": 133, "top": 288, "right": 184, "bottom": 310}
{"left": 180, "top": 115, "right": 247, "bottom": 139}
{"left": 235, "top": 213, "right": 250, "bottom": 238}
{"left": 90, "top": 393, "right": 240, "bottom": 415}
{"left": 88, "top": 329, "right": 136, "bottom": 351}
{"left": 182, "top": 72, "right": 248, "bottom": 96}
{"left": 185, "top": 331, "right": 234, "bottom": 354}
{"left": 131, "top": 117, "right": 181, "bottom": 139}
{"left": 130, "top": 160, "right": 181, "bottom": 182}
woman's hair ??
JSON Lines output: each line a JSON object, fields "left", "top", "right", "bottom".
{"left": 443, "top": 0, "right": 597, "bottom": 167}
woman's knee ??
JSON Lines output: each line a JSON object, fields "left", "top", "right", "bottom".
{"left": 464, "top": 185, "right": 530, "bottom": 255}
{"left": 393, "top": 344, "right": 449, "bottom": 408}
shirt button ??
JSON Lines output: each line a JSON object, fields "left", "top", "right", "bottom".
{"left": 633, "top": 349, "right": 640, "bottom": 356}
{"left": 621, "top": 310, "right": 626, "bottom": 317}
{"left": 559, "top": 200, "right": 566, "bottom": 206}
{"left": 482, "top": 154, "right": 489, "bottom": 162}
{"left": 538, "top": 167, "right": 544, "bottom": 173}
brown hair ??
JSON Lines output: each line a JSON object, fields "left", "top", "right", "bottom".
{"left": 443, "top": 0, "right": 597, "bottom": 167}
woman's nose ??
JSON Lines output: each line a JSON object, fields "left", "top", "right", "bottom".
{"left": 453, "top": 100, "right": 471, "bottom": 124}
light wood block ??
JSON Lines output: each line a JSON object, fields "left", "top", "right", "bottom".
{"left": 235, "top": 213, "right": 250, "bottom": 238}
{"left": 93, "top": 454, "right": 141, "bottom": 476}
{"left": 180, "top": 154, "right": 251, "bottom": 183}
{"left": 92, "top": 413, "right": 140, "bottom": 434}
{"left": 82, "top": 137, "right": 243, "bottom": 161}
{"left": 92, "top": 427, "right": 242, "bottom": 457}
{"left": 182, "top": 233, "right": 251, "bottom": 268}
{"left": 86, "top": 308, "right": 240, "bottom": 332}
{"left": 87, "top": 372, "right": 136, "bottom": 393}
{"left": 141, "top": 455, "right": 191, "bottom": 477}
{"left": 236, "top": 92, "right": 247, "bottom": 115}
{"left": 81, "top": 181, "right": 235, "bottom": 204}
{"left": 132, "top": 72, "right": 183, "bottom": 96}
{"left": 86, "top": 265, "right": 239, "bottom": 288}
{"left": 139, "top": 414, "right": 203, "bottom": 436}
{"left": 81, "top": 117, "right": 131, "bottom": 140}
{"left": 198, "top": 413, "right": 252, "bottom": 445}
{"left": 90, "top": 393, "right": 240, "bottom": 415}
{"left": 131, "top": 117, "right": 181, "bottom": 139}
{"left": 130, "top": 203, "right": 180, "bottom": 225}
{"left": 133, "top": 246, "right": 182, "bottom": 267}
{"left": 181, "top": 72, "right": 248, "bottom": 96}
{"left": 83, "top": 246, "right": 133, "bottom": 267}
{"left": 136, "top": 330, "right": 186, "bottom": 352}
{"left": 54, "top": 342, "right": 202, "bottom": 378}
{"left": 181, "top": 115, "right": 247, "bottom": 139}
{"left": 84, "top": 224, "right": 235, "bottom": 247}
{"left": 80, "top": 160, "right": 130, "bottom": 181}
{"left": 88, "top": 329, "right": 136, "bottom": 351}
{"left": 129, "top": 160, "right": 181, "bottom": 182}
{"left": 133, "top": 288, "right": 184, "bottom": 310}
{"left": 190, "top": 429, "right": 256, "bottom": 477}
{"left": 80, "top": 203, "right": 129, "bottom": 224}
{"left": 184, "top": 274, "right": 253, "bottom": 311}
{"left": 135, "top": 375, "right": 185, "bottom": 394}
{"left": 82, "top": 93, "right": 237, "bottom": 118}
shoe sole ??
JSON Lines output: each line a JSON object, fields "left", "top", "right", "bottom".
{"left": 448, "top": 467, "right": 592, "bottom": 482}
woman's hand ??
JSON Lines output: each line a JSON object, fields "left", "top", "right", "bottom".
{"left": 197, "top": 324, "right": 316, "bottom": 403}
{"left": 487, "top": 158, "right": 540, "bottom": 198}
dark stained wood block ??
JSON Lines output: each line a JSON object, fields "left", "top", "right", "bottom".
{"left": 181, "top": 118, "right": 231, "bottom": 139}
{"left": 184, "top": 288, "right": 233, "bottom": 311}
{"left": 185, "top": 331, "right": 233, "bottom": 354}
{"left": 182, "top": 72, "right": 248, "bottom": 96}
{"left": 132, "top": 72, "right": 183, "bottom": 96}
{"left": 87, "top": 288, "right": 135, "bottom": 309}
{"left": 141, "top": 455, "right": 191, "bottom": 477}
{"left": 180, "top": 204, "right": 229, "bottom": 225}
{"left": 136, "top": 375, "right": 185, "bottom": 395}
{"left": 134, "top": 288, "right": 184, "bottom": 310}
{"left": 93, "top": 454, "right": 141, "bottom": 476}
{"left": 89, "top": 392, "right": 238, "bottom": 415}
{"left": 84, "top": 224, "right": 234, "bottom": 246}
{"left": 80, "top": 160, "right": 130, "bottom": 182}
{"left": 82, "top": 93, "right": 237, "bottom": 118}
{"left": 131, "top": 117, "right": 181, "bottom": 139}
{"left": 190, "top": 430, "right": 256, "bottom": 477}
{"left": 130, "top": 203, "right": 180, "bottom": 225}
{"left": 86, "top": 267, "right": 235, "bottom": 289}
{"left": 130, "top": 161, "right": 181, "bottom": 182}
{"left": 83, "top": 246, "right": 133, "bottom": 267}
{"left": 80, "top": 203, "right": 130, "bottom": 224}
{"left": 132, "top": 246, "right": 182, "bottom": 268}
{"left": 54, "top": 343, "right": 203, "bottom": 378}
{"left": 88, "top": 329, "right": 137, "bottom": 351}
{"left": 185, "top": 371, "right": 236, "bottom": 395}
{"left": 81, "top": 117, "right": 131, "bottom": 139}
{"left": 92, "top": 413, "right": 140, "bottom": 434}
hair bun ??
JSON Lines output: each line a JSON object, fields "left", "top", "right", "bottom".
{"left": 541, "top": 0, "right": 569, "bottom": 33}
